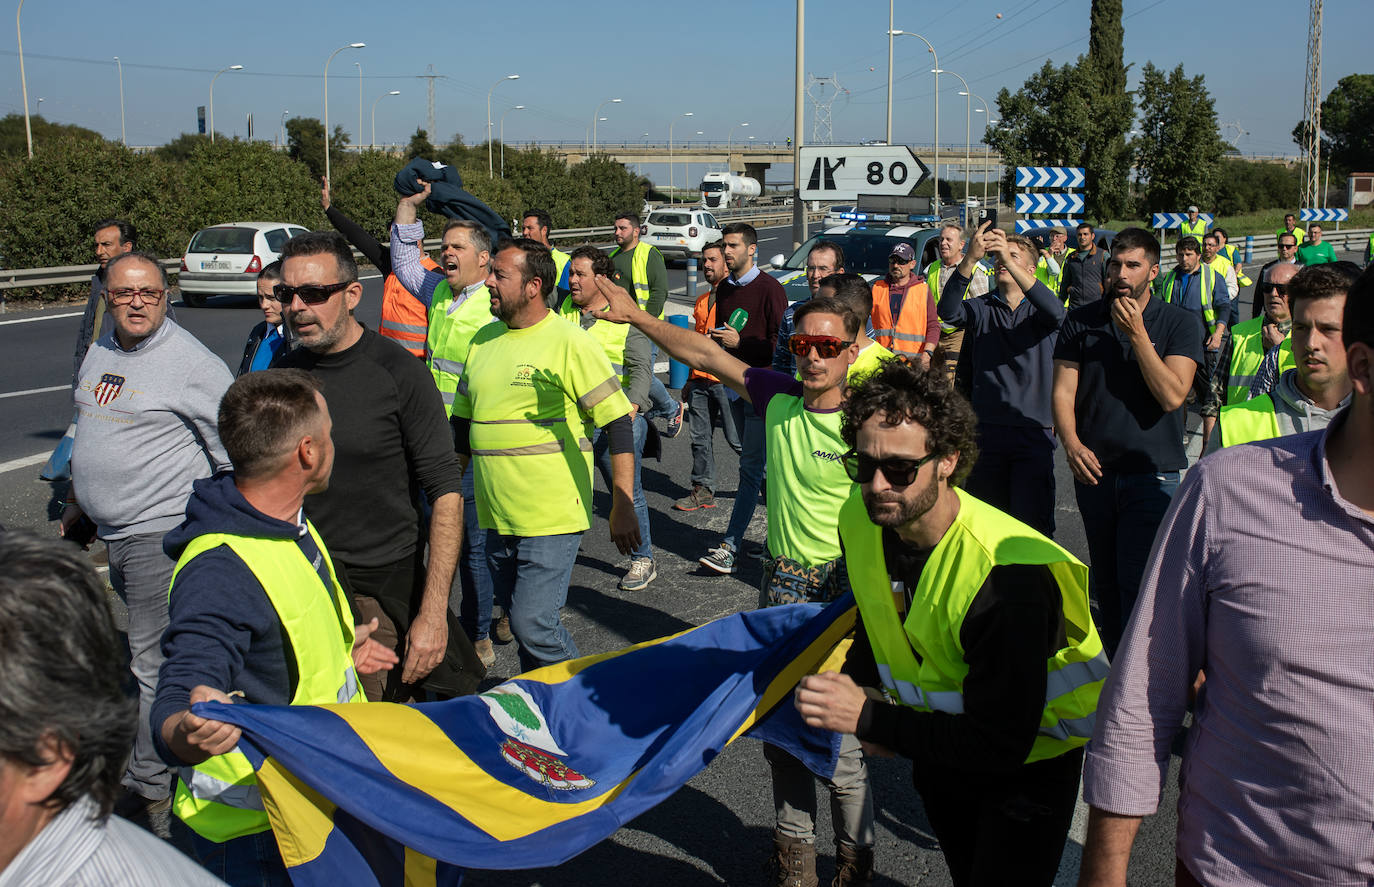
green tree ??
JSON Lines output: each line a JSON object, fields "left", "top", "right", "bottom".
{"left": 1080, "top": 0, "right": 1133, "bottom": 220}
{"left": 0, "top": 113, "right": 105, "bottom": 158}
{"left": 329, "top": 151, "right": 447, "bottom": 247}
{"left": 1292, "top": 74, "right": 1374, "bottom": 174}
{"left": 286, "top": 117, "right": 352, "bottom": 179}
{"left": 174, "top": 139, "right": 324, "bottom": 237}
{"left": 1133, "top": 62, "right": 1227, "bottom": 214}
{"left": 986, "top": 61, "right": 1093, "bottom": 203}
{"left": 435, "top": 132, "right": 469, "bottom": 167}
{"left": 406, "top": 127, "right": 437, "bottom": 161}
{"left": 504, "top": 147, "right": 590, "bottom": 228}
{"left": 154, "top": 132, "right": 213, "bottom": 163}
{"left": 568, "top": 155, "right": 647, "bottom": 228}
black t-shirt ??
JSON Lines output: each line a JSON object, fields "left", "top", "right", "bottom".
{"left": 275, "top": 327, "right": 462, "bottom": 567}
{"left": 1053, "top": 295, "right": 1204, "bottom": 473}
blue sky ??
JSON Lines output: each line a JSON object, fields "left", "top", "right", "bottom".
{"left": 1, "top": 0, "right": 1361, "bottom": 177}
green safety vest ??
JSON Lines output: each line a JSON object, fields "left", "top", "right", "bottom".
{"left": 169, "top": 524, "right": 362, "bottom": 843}
{"left": 925, "top": 259, "right": 992, "bottom": 334}
{"left": 1218, "top": 244, "right": 1252, "bottom": 287}
{"left": 1180, "top": 218, "right": 1208, "bottom": 241}
{"left": 1218, "top": 394, "right": 1282, "bottom": 448}
{"left": 558, "top": 296, "right": 630, "bottom": 389}
{"left": 1227, "top": 316, "right": 1294, "bottom": 404}
{"left": 1276, "top": 226, "right": 1306, "bottom": 245}
{"left": 838, "top": 487, "right": 1107, "bottom": 764}
{"left": 427, "top": 279, "right": 495, "bottom": 416}
{"left": 608, "top": 241, "right": 660, "bottom": 315}
{"left": 1034, "top": 255, "right": 1062, "bottom": 296}
{"left": 551, "top": 247, "right": 571, "bottom": 291}
{"left": 1159, "top": 267, "right": 1218, "bottom": 331}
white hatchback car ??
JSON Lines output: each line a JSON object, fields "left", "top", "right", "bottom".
{"left": 641, "top": 209, "right": 722, "bottom": 260}
{"left": 178, "top": 222, "right": 310, "bottom": 308}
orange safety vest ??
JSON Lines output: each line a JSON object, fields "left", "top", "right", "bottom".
{"left": 380, "top": 255, "right": 441, "bottom": 357}
{"left": 870, "top": 277, "right": 933, "bottom": 359}
{"left": 690, "top": 288, "right": 722, "bottom": 383}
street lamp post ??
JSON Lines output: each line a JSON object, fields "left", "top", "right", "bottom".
{"left": 500, "top": 105, "right": 524, "bottom": 176}
{"left": 209, "top": 64, "right": 243, "bottom": 143}
{"left": 592, "top": 98, "right": 622, "bottom": 151}
{"left": 371, "top": 90, "right": 400, "bottom": 150}
{"left": 17, "top": 0, "right": 32, "bottom": 158}
{"left": 885, "top": 0, "right": 893, "bottom": 144}
{"left": 727, "top": 122, "right": 749, "bottom": 172}
{"left": 324, "top": 42, "right": 365, "bottom": 186}
{"left": 487, "top": 73, "right": 519, "bottom": 176}
{"left": 969, "top": 92, "right": 991, "bottom": 208}
{"left": 943, "top": 69, "right": 972, "bottom": 209}
{"left": 889, "top": 30, "right": 939, "bottom": 206}
{"left": 35, "top": 97, "right": 43, "bottom": 115}
{"left": 113, "top": 57, "right": 126, "bottom": 146}
{"left": 354, "top": 62, "right": 362, "bottom": 154}
{"left": 669, "top": 111, "right": 693, "bottom": 203}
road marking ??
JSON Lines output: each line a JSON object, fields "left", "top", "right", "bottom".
{"left": 0, "top": 385, "right": 68, "bottom": 400}
{"left": 0, "top": 451, "right": 48, "bottom": 475}
{"left": 0, "top": 311, "right": 82, "bottom": 325}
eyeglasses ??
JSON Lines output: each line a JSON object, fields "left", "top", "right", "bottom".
{"left": 271, "top": 281, "right": 352, "bottom": 304}
{"left": 107, "top": 288, "right": 165, "bottom": 305}
{"left": 1265, "top": 283, "right": 1290, "bottom": 295}
{"left": 788, "top": 334, "right": 854, "bottom": 359}
{"left": 1278, "top": 242, "right": 1297, "bottom": 249}
{"left": 842, "top": 450, "right": 937, "bottom": 486}
{"left": 888, "top": 256, "right": 915, "bottom": 265}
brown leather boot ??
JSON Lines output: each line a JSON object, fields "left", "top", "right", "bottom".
{"left": 831, "top": 843, "right": 874, "bottom": 887}
{"left": 768, "top": 832, "right": 818, "bottom": 887}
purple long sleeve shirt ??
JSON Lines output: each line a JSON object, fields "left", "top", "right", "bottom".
{"left": 1083, "top": 412, "right": 1374, "bottom": 886}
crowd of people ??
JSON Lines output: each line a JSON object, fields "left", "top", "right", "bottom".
{"left": 6, "top": 190, "right": 1370, "bottom": 887}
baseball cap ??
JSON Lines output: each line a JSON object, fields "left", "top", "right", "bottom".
{"left": 1187, "top": 205, "right": 1199, "bottom": 213}
{"left": 889, "top": 242, "right": 916, "bottom": 262}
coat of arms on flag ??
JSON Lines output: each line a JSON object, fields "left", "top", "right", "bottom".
{"left": 92, "top": 373, "right": 125, "bottom": 406}
{"left": 482, "top": 684, "right": 595, "bottom": 790}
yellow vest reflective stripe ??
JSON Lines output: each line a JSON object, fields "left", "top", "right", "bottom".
{"left": 1161, "top": 268, "right": 1217, "bottom": 329}
{"left": 609, "top": 242, "right": 658, "bottom": 314}
{"left": 427, "top": 280, "right": 495, "bottom": 415}
{"left": 558, "top": 296, "right": 630, "bottom": 387}
{"left": 1227, "top": 317, "right": 1294, "bottom": 404}
{"left": 1180, "top": 218, "right": 1208, "bottom": 240}
{"left": 1219, "top": 394, "right": 1282, "bottom": 448}
{"left": 168, "top": 523, "right": 362, "bottom": 842}
{"left": 839, "top": 487, "right": 1106, "bottom": 763}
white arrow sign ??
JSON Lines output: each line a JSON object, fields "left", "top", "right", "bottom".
{"left": 798, "top": 145, "right": 930, "bottom": 200}
{"left": 1015, "top": 193, "right": 1086, "bottom": 215}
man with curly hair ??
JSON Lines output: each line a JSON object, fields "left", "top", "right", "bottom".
{"left": 795, "top": 359, "right": 1107, "bottom": 887}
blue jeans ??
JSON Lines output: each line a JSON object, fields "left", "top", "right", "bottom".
{"left": 723, "top": 399, "right": 767, "bottom": 551}
{"left": 486, "top": 531, "right": 583, "bottom": 672}
{"left": 107, "top": 531, "right": 175, "bottom": 802}
{"left": 686, "top": 379, "right": 742, "bottom": 491}
{"left": 456, "top": 463, "right": 493, "bottom": 641}
{"left": 642, "top": 345, "right": 677, "bottom": 421}
{"left": 1073, "top": 468, "right": 1181, "bottom": 657}
{"left": 592, "top": 414, "right": 653, "bottom": 560}
{"left": 191, "top": 830, "right": 290, "bottom": 887}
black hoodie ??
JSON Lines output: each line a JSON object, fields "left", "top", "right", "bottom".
{"left": 152, "top": 472, "right": 341, "bottom": 767}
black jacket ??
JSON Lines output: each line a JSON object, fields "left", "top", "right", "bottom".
{"left": 394, "top": 158, "right": 511, "bottom": 246}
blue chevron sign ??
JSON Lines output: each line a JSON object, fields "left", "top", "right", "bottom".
{"left": 1152, "top": 212, "right": 1216, "bottom": 229}
{"left": 1299, "top": 208, "right": 1349, "bottom": 222}
{"left": 1015, "top": 192, "right": 1086, "bottom": 215}
{"left": 1015, "top": 219, "right": 1080, "bottom": 234}
{"left": 1015, "top": 166, "right": 1086, "bottom": 189}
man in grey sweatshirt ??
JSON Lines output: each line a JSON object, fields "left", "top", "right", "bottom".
{"left": 62, "top": 252, "right": 232, "bottom": 828}
{"left": 1210, "top": 263, "right": 1356, "bottom": 452}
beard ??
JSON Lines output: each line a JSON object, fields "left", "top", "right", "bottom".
{"left": 861, "top": 467, "right": 940, "bottom": 529}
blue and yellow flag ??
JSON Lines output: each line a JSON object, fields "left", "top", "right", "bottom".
{"left": 197, "top": 596, "right": 857, "bottom": 886}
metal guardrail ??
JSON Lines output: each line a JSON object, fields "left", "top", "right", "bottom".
{"left": 0, "top": 208, "right": 829, "bottom": 295}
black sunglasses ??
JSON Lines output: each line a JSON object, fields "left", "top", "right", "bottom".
{"left": 843, "top": 450, "right": 937, "bottom": 486}
{"left": 271, "top": 281, "right": 352, "bottom": 304}
{"left": 1265, "top": 283, "right": 1290, "bottom": 295}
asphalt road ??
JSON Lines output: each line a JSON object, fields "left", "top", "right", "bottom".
{"left": 12, "top": 225, "right": 1344, "bottom": 884}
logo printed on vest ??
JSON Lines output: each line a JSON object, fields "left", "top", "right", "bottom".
{"left": 812, "top": 449, "right": 843, "bottom": 463}
{"left": 510, "top": 363, "right": 538, "bottom": 389}
{"left": 482, "top": 684, "right": 595, "bottom": 790}
{"left": 92, "top": 373, "right": 125, "bottom": 406}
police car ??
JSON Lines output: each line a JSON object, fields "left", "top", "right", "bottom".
{"left": 766, "top": 203, "right": 945, "bottom": 302}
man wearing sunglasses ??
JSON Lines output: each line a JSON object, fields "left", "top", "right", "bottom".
{"left": 1222, "top": 261, "right": 1298, "bottom": 404}
{"left": 274, "top": 232, "right": 470, "bottom": 703}
{"left": 1251, "top": 232, "right": 1300, "bottom": 320}
{"left": 65, "top": 251, "right": 234, "bottom": 832}
{"left": 936, "top": 222, "right": 1065, "bottom": 536}
{"left": 592, "top": 277, "right": 876, "bottom": 887}
{"left": 794, "top": 359, "right": 1104, "bottom": 887}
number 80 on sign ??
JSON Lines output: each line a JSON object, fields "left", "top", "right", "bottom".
{"left": 798, "top": 145, "right": 931, "bottom": 200}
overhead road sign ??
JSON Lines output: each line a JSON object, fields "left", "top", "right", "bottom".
{"left": 1015, "top": 193, "right": 1085, "bottom": 215}
{"left": 1299, "top": 208, "right": 1348, "bottom": 222}
{"left": 1015, "top": 219, "right": 1080, "bottom": 234}
{"left": 798, "top": 145, "right": 931, "bottom": 201}
{"left": 1015, "top": 167, "right": 1085, "bottom": 189}
{"left": 1152, "top": 212, "right": 1215, "bottom": 229}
